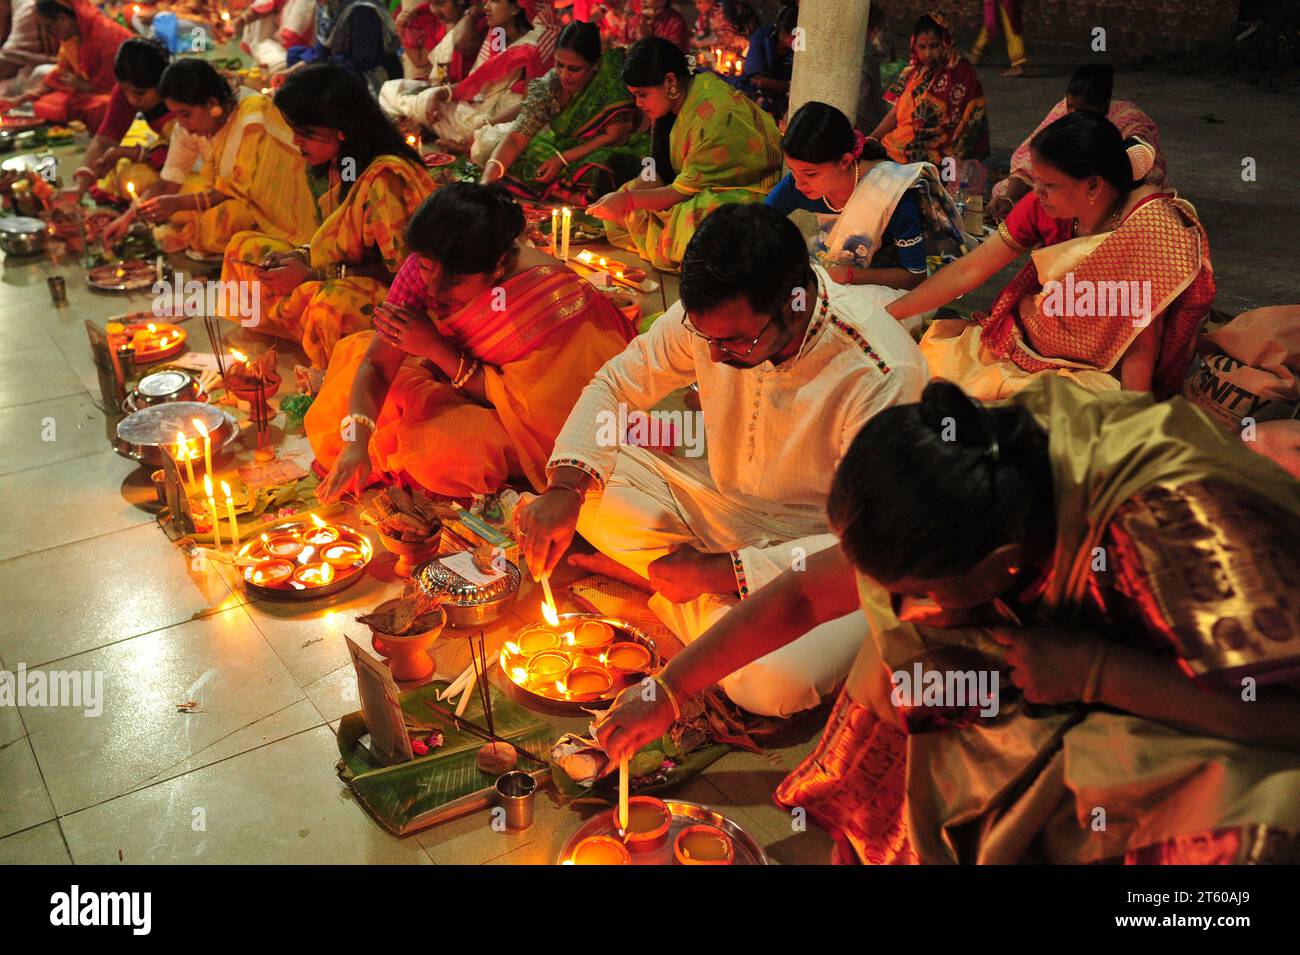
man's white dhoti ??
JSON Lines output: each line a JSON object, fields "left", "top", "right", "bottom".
{"left": 577, "top": 445, "right": 865, "bottom": 718}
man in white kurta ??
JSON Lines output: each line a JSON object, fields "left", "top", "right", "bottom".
{"left": 531, "top": 239, "right": 926, "bottom": 716}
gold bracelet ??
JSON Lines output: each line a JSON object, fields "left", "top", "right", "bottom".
{"left": 1081, "top": 641, "right": 1109, "bottom": 704}
{"left": 654, "top": 674, "right": 683, "bottom": 721}
{"left": 451, "top": 357, "right": 479, "bottom": 390}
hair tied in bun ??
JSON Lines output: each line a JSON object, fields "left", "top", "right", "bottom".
{"left": 1127, "top": 138, "right": 1155, "bottom": 183}
{"left": 851, "top": 129, "right": 867, "bottom": 160}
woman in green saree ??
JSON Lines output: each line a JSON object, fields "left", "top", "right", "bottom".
{"left": 596, "top": 377, "right": 1300, "bottom": 864}
{"left": 587, "top": 36, "right": 782, "bottom": 272}
{"left": 480, "top": 21, "right": 647, "bottom": 206}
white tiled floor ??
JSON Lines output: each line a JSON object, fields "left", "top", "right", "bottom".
{"left": 0, "top": 150, "right": 832, "bottom": 866}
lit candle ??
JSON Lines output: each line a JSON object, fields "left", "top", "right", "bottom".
{"left": 192, "top": 417, "right": 212, "bottom": 477}
{"left": 549, "top": 208, "right": 559, "bottom": 257}
{"left": 204, "top": 474, "right": 222, "bottom": 549}
{"left": 560, "top": 206, "right": 572, "bottom": 261}
{"left": 125, "top": 180, "right": 138, "bottom": 211}
{"left": 221, "top": 481, "right": 240, "bottom": 548}
{"left": 175, "top": 430, "right": 196, "bottom": 494}
{"left": 617, "top": 754, "right": 629, "bottom": 832}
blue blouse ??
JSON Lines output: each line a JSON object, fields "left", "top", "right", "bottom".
{"left": 765, "top": 172, "right": 929, "bottom": 274}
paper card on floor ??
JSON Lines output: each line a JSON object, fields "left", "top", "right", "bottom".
{"left": 166, "top": 351, "right": 223, "bottom": 374}
{"left": 440, "top": 550, "right": 506, "bottom": 587}
{"left": 238, "top": 456, "right": 309, "bottom": 488}
{"left": 346, "top": 635, "right": 413, "bottom": 766}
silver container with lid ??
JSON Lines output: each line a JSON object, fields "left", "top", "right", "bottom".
{"left": 113, "top": 401, "right": 237, "bottom": 469}
{"left": 0, "top": 216, "right": 47, "bottom": 256}
{"left": 135, "top": 370, "right": 198, "bottom": 406}
{"left": 415, "top": 556, "right": 521, "bottom": 628}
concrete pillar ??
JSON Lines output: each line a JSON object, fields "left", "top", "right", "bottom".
{"left": 787, "top": 0, "right": 872, "bottom": 122}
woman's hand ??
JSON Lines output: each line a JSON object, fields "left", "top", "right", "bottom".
{"left": 318, "top": 439, "right": 372, "bottom": 504}
{"left": 826, "top": 264, "right": 857, "bottom": 285}
{"left": 100, "top": 210, "right": 134, "bottom": 252}
{"left": 514, "top": 488, "right": 583, "bottom": 577}
{"left": 986, "top": 194, "right": 1013, "bottom": 224}
{"left": 535, "top": 154, "right": 567, "bottom": 184}
{"left": 372, "top": 302, "right": 447, "bottom": 360}
{"left": 594, "top": 683, "right": 678, "bottom": 763}
{"left": 586, "top": 190, "right": 631, "bottom": 222}
{"left": 136, "top": 193, "right": 184, "bottom": 224}
{"left": 258, "top": 253, "right": 312, "bottom": 295}
{"left": 988, "top": 626, "right": 1105, "bottom": 705}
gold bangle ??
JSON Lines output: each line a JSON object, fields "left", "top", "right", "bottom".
{"left": 451, "top": 357, "right": 479, "bottom": 390}
{"left": 654, "top": 674, "right": 683, "bottom": 721}
{"left": 1081, "top": 642, "right": 1109, "bottom": 704}
{"left": 546, "top": 481, "right": 585, "bottom": 505}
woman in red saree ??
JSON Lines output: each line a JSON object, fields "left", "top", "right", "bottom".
{"left": 310, "top": 183, "right": 636, "bottom": 501}
{"left": 15, "top": 0, "right": 131, "bottom": 129}
{"left": 868, "top": 12, "right": 989, "bottom": 168}
{"left": 889, "top": 111, "right": 1214, "bottom": 400}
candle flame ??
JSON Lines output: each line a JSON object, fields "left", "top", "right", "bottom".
{"left": 203, "top": 473, "right": 214, "bottom": 498}
{"left": 175, "top": 430, "right": 187, "bottom": 455}
{"left": 541, "top": 600, "right": 559, "bottom": 627}
{"left": 260, "top": 532, "right": 269, "bottom": 543}
{"left": 511, "top": 666, "right": 528, "bottom": 684}
{"left": 555, "top": 679, "right": 567, "bottom": 695}
{"left": 147, "top": 322, "right": 157, "bottom": 333}
{"left": 230, "top": 348, "right": 248, "bottom": 363}
{"left": 504, "top": 641, "right": 521, "bottom": 655}
{"left": 221, "top": 10, "right": 230, "bottom": 19}
{"left": 220, "top": 480, "right": 233, "bottom": 501}
{"left": 310, "top": 514, "right": 327, "bottom": 529}
{"left": 126, "top": 181, "right": 136, "bottom": 198}
{"left": 564, "top": 632, "right": 575, "bottom": 646}
{"left": 192, "top": 417, "right": 209, "bottom": 439}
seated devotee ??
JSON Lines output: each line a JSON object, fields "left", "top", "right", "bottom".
{"left": 724, "top": 1, "right": 795, "bottom": 117}
{"left": 765, "top": 101, "right": 972, "bottom": 290}
{"left": 627, "top": 0, "right": 689, "bottom": 52}
{"left": 591, "top": 0, "right": 635, "bottom": 49}
{"left": 889, "top": 112, "right": 1214, "bottom": 401}
{"left": 595, "top": 376, "right": 1300, "bottom": 864}
{"left": 310, "top": 182, "right": 637, "bottom": 501}
{"left": 690, "top": 0, "right": 759, "bottom": 61}
{"left": 220, "top": 64, "right": 434, "bottom": 368}
{"left": 280, "top": 0, "right": 402, "bottom": 95}
{"left": 987, "top": 64, "right": 1168, "bottom": 223}
{"left": 588, "top": 37, "right": 782, "bottom": 272}
{"left": 392, "top": 0, "right": 477, "bottom": 81}
{"left": 0, "top": 0, "right": 58, "bottom": 99}
{"left": 867, "top": 12, "right": 989, "bottom": 170}
{"left": 130, "top": 59, "right": 315, "bottom": 256}
{"left": 514, "top": 204, "right": 927, "bottom": 717}
{"left": 479, "top": 21, "right": 647, "bottom": 206}
{"left": 70, "top": 38, "right": 173, "bottom": 204}
{"left": 379, "top": 0, "right": 553, "bottom": 163}
{"left": 227, "top": 0, "right": 316, "bottom": 75}
{"left": 0, "top": 0, "right": 130, "bottom": 129}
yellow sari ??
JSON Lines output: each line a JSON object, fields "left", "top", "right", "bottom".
{"left": 163, "top": 94, "right": 316, "bottom": 255}
{"left": 221, "top": 154, "right": 435, "bottom": 368}
{"left": 776, "top": 378, "right": 1300, "bottom": 864}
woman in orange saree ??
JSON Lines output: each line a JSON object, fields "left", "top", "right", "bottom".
{"left": 310, "top": 182, "right": 636, "bottom": 501}
{"left": 594, "top": 377, "right": 1300, "bottom": 864}
{"left": 889, "top": 111, "right": 1214, "bottom": 400}
{"left": 2, "top": 0, "right": 131, "bottom": 129}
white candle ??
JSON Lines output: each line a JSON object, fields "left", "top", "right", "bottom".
{"left": 454, "top": 667, "right": 477, "bottom": 717}
{"left": 549, "top": 208, "right": 559, "bottom": 257}
{"left": 560, "top": 206, "right": 572, "bottom": 261}
{"left": 192, "top": 417, "right": 211, "bottom": 477}
{"left": 176, "top": 431, "right": 196, "bottom": 495}
{"left": 203, "top": 474, "right": 222, "bottom": 549}
{"left": 618, "top": 755, "right": 629, "bottom": 832}
{"left": 221, "top": 480, "right": 240, "bottom": 548}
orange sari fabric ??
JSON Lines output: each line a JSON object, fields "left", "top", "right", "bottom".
{"left": 305, "top": 264, "right": 636, "bottom": 497}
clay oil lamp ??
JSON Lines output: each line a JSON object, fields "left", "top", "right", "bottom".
{"left": 617, "top": 795, "right": 672, "bottom": 854}
{"left": 249, "top": 559, "right": 294, "bottom": 588}
{"left": 320, "top": 540, "right": 364, "bottom": 569}
{"left": 516, "top": 626, "right": 561, "bottom": 655}
{"left": 262, "top": 530, "right": 302, "bottom": 559}
{"left": 673, "top": 824, "right": 735, "bottom": 865}
{"left": 526, "top": 651, "right": 571, "bottom": 684}
{"left": 569, "top": 619, "right": 614, "bottom": 650}
{"left": 603, "top": 641, "right": 652, "bottom": 676}
{"left": 561, "top": 666, "right": 614, "bottom": 702}
{"left": 302, "top": 513, "right": 340, "bottom": 546}
{"left": 567, "top": 835, "right": 631, "bottom": 865}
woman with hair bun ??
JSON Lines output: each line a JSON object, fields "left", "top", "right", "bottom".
{"left": 309, "top": 182, "right": 636, "bottom": 501}
{"left": 594, "top": 375, "right": 1300, "bottom": 864}
{"left": 766, "top": 100, "right": 972, "bottom": 290}
{"left": 890, "top": 110, "right": 1214, "bottom": 399}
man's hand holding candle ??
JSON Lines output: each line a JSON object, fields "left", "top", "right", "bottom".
{"left": 514, "top": 470, "right": 589, "bottom": 577}
{"left": 595, "top": 683, "right": 677, "bottom": 764}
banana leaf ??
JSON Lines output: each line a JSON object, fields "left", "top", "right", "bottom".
{"left": 337, "top": 679, "right": 559, "bottom": 836}
{"left": 549, "top": 737, "right": 731, "bottom": 803}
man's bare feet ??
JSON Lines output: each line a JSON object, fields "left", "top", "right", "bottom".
{"left": 567, "top": 551, "right": 654, "bottom": 593}
{"left": 1001, "top": 65, "right": 1026, "bottom": 77}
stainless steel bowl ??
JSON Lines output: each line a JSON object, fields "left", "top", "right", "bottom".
{"left": 113, "top": 401, "right": 237, "bottom": 469}
{"left": 135, "top": 370, "right": 198, "bottom": 406}
{"left": 415, "top": 556, "right": 521, "bottom": 628}
{"left": 0, "top": 216, "right": 47, "bottom": 256}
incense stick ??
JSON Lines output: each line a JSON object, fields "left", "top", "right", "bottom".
{"left": 422, "top": 699, "right": 547, "bottom": 766}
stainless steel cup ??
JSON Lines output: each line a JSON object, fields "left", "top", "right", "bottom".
{"left": 47, "top": 275, "right": 67, "bottom": 305}
{"left": 495, "top": 771, "right": 536, "bottom": 831}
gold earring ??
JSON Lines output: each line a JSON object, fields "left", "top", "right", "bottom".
{"left": 209, "top": 105, "right": 223, "bottom": 119}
